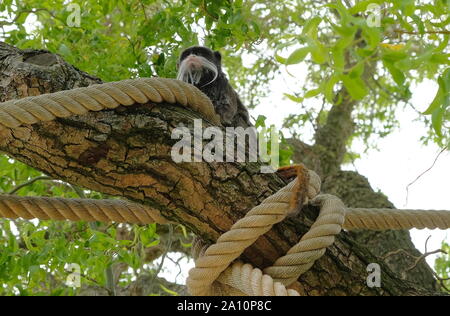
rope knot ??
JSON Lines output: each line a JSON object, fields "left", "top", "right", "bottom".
{"left": 186, "top": 165, "right": 345, "bottom": 296}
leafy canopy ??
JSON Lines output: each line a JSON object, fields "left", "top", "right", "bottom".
{"left": 1, "top": 0, "right": 448, "bottom": 144}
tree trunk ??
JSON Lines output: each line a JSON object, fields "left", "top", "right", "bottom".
{"left": 0, "top": 42, "right": 442, "bottom": 296}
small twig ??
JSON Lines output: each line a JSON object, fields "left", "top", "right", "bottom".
{"left": 71, "top": 185, "right": 87, "bottom": 199}
{"left": 404, "top": 249, "right": 447, "bottom": 274}
{"left": 314, "top": 97, "right": 326, "bottom": 133}
{"left": 8, "top": 176, "right": 52, "bottom": 195}
{"left": 105, "top": 264, "right": 116, "bottom": 296}
{"left": 167, "top": 255, "right": 186, "bottom": 282}
{"left": 201, "top": 1, "right": 218, "bottom": 21}
{"left": 149, "top": 225, "right": 174, "bottom": 285}
{"left": 138, "top": 0, "right": 148, "bottom": 20}
{"left": 371, "top": 76, "right": 405, "bottom": 102}
{"left": 436, "top": 273, "right": 450, "bottom": 292}
{"left": 382, "top": 248, "right": 412, "bottom": 261}
{"left": 78, "top": 272, "right": 111, "bottom": 292}
{"left": 424, "top": 235, "right": 432, "bottom": 254}
{"left": 405, "top": 146, "right": 448, "bottom": 206}
{"left": 382, "top": 242, "right": 449, "bottom": 291}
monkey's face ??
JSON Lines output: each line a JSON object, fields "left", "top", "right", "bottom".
{"left": 177, "top": 46, "right": 222, "bottom": 88}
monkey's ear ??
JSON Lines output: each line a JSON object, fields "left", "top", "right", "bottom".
{"left": 214, "top": 51, "right": 222, "bottom": 63}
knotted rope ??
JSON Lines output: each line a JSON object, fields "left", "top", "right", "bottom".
{"left": 0, "top": 77, "right": 449, "bottom": 296}
{"left": 186, "top": 165, "right": 450, "bottom": 296}
{"left": 187, "top": 166, "right": 343, "bottom": 296}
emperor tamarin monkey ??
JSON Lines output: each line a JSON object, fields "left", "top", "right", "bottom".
{"left": 177, "top": 46, "right": 252, "bottom": 128}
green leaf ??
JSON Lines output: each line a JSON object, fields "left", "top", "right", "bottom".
{"left": 362, "top": 25, "right": 381, "bottom": 49}
{"left": 424, "top": 68, "right": 450, "bottom": 115}
{"left": 424, "top": 87, "right": 443, "bottom": 115}
{"left": 341, "top": 74, "right": 369, "bottom": 100}
{"left": 383, "top": 59, "right": 406, "bottom": 86}
{"left": 144, "top": 240, "right": 160, "bottom": 248}
{"left": 255, "top": 115, "right": 267, "bottom": 128}
{"left": 159, "top": 284, "right": 179, "bottom": 296}
{"left": 310, "top": 41, "right": 328, "bottom": 64}
{"left": 325, "top": 74, "right": 340, "bottom": 103}
{"left": 302, "top": 17, "right": 322, "bottom": 38}
{"left": 411, "top": 15, "right": 425, "bottom": 34}
{"left": 304, "top": 88, "right": 322, "bottom": 99}
{"left": 349, "top": 61, "right": 365, "bottom": 78}
{"left": 431, "top": 107, "right": 444, "bottom": 137}
{"left": 286, "top": 47, "right": 310, "bottom": 65}
{"left": 326, "top": 1, "right": 352, "bottom": 25}
{"left": 332, "top": 47, "right": 346, "bottom": 70}
{"left": 331, "top": 34, "right": 355, "bottom": 70}
{"left": 275, "top": 53, "right": 287, "bottom": 64}
{"left": 283, "top": 93, "right": 304, "bottom": 103}
{"left": 401, "top": 0, "right": 415, "bottom": 16}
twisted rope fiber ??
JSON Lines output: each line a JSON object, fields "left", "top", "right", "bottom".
{"left": 262, "top": 194, "right": 346, "bottom": 285}
{"left": 344, "top": 208, "right": 450, "bottom": 230}
{"left": 187, "top": 167, "right": 322, "bottom": 296}
{"left": 0, "top": 195, "right": 169, "bottom": 225}
{"left": 0, "top": 78, "right": 221, "bottom": 129}
{"left": 2, "top": 195, "right": 447, "bottom": 233}
{"left": 215, "top": 262, "right": 301, "bottom": 296}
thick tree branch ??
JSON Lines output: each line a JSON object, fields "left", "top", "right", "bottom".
{"left": 312, "top": 88, "right": 356, "bottom": 176}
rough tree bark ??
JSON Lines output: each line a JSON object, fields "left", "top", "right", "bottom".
{"left": 0, "top": 42, "right": 442, "bottom": 296}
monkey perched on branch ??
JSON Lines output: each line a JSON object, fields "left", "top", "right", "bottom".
{"left": 177, "top": 46, "right": 252, "bottom": 128}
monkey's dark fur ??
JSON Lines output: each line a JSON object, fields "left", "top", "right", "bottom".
{"left": 177, "top": 46, "right": 252, "bottom": 128}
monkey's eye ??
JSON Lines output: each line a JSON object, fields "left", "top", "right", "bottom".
{"left": 181, "top": 51, "right": 189, "bottom": 60}
{"left": 201, "top": 49, "right": 213, "bottom": 58}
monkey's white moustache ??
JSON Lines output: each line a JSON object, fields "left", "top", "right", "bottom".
{"left": 177, "top": 55, "right": 218, "bottom": 87}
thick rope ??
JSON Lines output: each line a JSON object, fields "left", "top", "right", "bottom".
{"left": 187, "top": 169, "right": 322, "bottom": 296}
{"left": 186, "top": 169, "right": 450, "bottom": 295}
{"left": 0, "top": 195, "right": 169, "bottom": 225}
{"left": 2, "top": 195, "right": 448, "bottom": 232}
{"left": 0, "top": 78, "right": 221, "bottom": 129}
{"left": 263, "top": 194, "right": 346, "bottom": 285}
{"left": 216, "top": 262, "right": 300, "bottom": 296}
{"left": 344, "top": 208, "right": 450, "bottom": 230}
